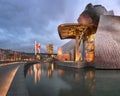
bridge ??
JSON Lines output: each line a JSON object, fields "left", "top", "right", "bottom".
{"left": 40, "top": 53, "right": 57, "bottom": 55}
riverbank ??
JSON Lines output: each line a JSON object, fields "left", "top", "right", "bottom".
{"left": 0, "top": 61, "right": 26, "bottom": 67}
{"left": 55, "top": 60, "right": 120, "bottom": 70}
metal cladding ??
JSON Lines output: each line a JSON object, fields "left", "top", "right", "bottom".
{"left": 78, "top": 3, "right": 108, "bottom": 26}
{"left": 58, "top": 23, "right": 88, "bottom": 39}
{"left": 61, "top": 40, "right": 75, "bottom": 53}
{"left": 58, "top": 3, "right": 110, "bottom": 40}
{"left": 57, "top": 3, "right": 120, "bottom": 64}
{"left": 95, "top": 15, "right": 120, "bottom": 69}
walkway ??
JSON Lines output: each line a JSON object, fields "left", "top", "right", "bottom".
{"left": 7, "top": 64, "right": 29, "bottom": 96}
{"left": 0, "top": 64, "right": 20, "bottom": 96}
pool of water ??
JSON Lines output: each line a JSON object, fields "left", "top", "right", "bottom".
{"left": 24, "top": 62, "right": 120, "bottom": 96}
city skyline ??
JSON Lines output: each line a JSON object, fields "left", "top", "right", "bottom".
{"left": 0, "top": 0, "right": 120, "bottom": 53}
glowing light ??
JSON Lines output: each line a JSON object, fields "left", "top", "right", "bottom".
{"left": 33, "top": 64, "right": 42, "bottom": 84}
{"left": 57, "top": 47, "right": 63, "bottom": 55}
{"left": 51, "top": 63, "right": 54, "bottom": 71}
{"left": 57, "top": 69, "right": 64, "bottom": 76}
{"left": 85, "top": 34, "right": 95, "bottom": 62}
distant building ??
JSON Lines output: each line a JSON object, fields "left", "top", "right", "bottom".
{"left": 57, "top": 47, "right": 70, "bottom": 61}
{"left": 46, "top": 44, "right": 53, "bottom": 54}
{"left": 0, "top": 49, "right": 35, "bottom": 61}
{"left": 57, "top": 47, "right": 63, "bottom": 55}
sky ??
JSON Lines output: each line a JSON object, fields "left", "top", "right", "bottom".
{"left": 0, "top": 0, "right": 120, "bottom": 53}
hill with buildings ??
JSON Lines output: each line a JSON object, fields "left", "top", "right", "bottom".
{"left": 0, "top": 49, "right": 35, "bottom": 62}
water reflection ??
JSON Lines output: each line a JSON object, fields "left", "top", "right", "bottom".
{"left": 46, "top": 63, "right": 54, "bottom": 78}
{"left": 26, "top": 63, "right": 55, "bottom": 83}
{"left": 26, "top": 63, "right": 42, "bottom": 84}
{"left": 57, "top": 69, "right": 64, "bottom": 76}
{"left": 33, "top": 64, "right": 42, "bottom": 84}
{"left": 84, "top": 70, "right": 95, "bottom": 96}
{"left": 24, "top": 62, "right": 95, "bottom": 96}
{"left": 24, "top": 63, "right": 120, "bottom": 96}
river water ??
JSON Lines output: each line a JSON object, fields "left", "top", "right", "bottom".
{"left": 24, "top": 62, "right": 120, "bottom": 96}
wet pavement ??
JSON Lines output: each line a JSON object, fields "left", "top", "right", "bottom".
{"left": 0, "top": 64, "right": 20, "bottom": 96}
{"left": 7, "top": 64, "right": 29, "bottom": 96}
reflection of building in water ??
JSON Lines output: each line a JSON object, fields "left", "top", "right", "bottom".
{"left": 73, "top": 73, "right": 80, "bottom": 80}
{"left": 28, "top": 66, "right": 33, "bottom": 76}
{"left": 28, "top": 63, "right": 42, "bottom": 84}
{"left": 27, "top": 63, "right": 55, "bottom": 83}
{"left": 51, "top": 63, "right": 54, "bottom": 71}
{"left": 34, "top": 64, "right": 42, "bottom": 84}
{"left": 57, "top": 69, "right": 64, "bottom": 76}
{"left": 46, "top": 63, "right": 54, "bottom": 78}
{"left": 84, "top": 69, "right": 95, "bottom": 96}
{"left": 47, "top": 69, "right": 52, "bottom": 78}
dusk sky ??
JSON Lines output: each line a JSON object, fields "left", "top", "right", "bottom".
{"left": 0, "top": 0, "right": 120, "bottom": 53}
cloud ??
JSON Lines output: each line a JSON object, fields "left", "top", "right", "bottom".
{"left": 0, "top": 0, "right": 120, "bottom": 53}
{"left": 0, "top": 0, "right": 69, "bottom": 52}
